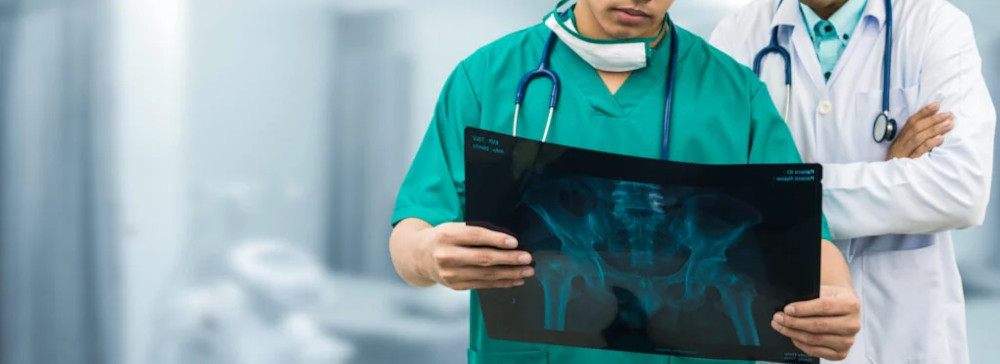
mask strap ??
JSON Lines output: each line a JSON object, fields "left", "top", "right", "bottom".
{"left": 555, "top": 0, "right": 575, "bottom": 13}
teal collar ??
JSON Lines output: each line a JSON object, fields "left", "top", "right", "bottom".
{"left": 800, "top": 0, "right": 868, "bottom": 45}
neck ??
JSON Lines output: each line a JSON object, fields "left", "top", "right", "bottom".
{"left": 808, "top": 0, "right": 850, "bottom": 19}
{"left": 573, "top": 1, "right": 668, "bottom": 47}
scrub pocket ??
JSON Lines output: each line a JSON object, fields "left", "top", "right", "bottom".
{"left": 467, "top": 348, "right": 548, "bottom": 364}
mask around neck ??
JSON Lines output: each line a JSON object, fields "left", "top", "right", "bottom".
{"left": 543, "top": 1, "right": 666, "bottom": 72}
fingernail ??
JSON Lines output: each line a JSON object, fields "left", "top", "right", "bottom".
{"left": 518, "top": 254, "right": 532, "bottom": 264}
{"left": 774, "top": 313, "right": 785, "bottom": 324}
{"left": 522, "top": 267, "right": 535, "bottom": 277}
{"left": 505, "top": 238, "right": 517, "bottom": 248}
{"left": 785, "top": 305, "right": 797, "bottom": 315}
{"left": 771, "top": 320, "right": 782, "bottom": 330}
{"left": 513, "top": 280, "right": 525, "bottom": 286}
{"left": 931, "top": 102, "right": 940, "bottom": 110}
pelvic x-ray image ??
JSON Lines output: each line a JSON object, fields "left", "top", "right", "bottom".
{"left": 464, "top": 128, "right": 822, "bottom": 363}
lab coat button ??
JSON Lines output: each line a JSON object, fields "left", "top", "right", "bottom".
{"left": 819, "top": 101, "right": 833, "bottom": 115}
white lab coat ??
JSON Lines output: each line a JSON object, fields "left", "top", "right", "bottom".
{"left": 710, "top": 0, "right": 996, "bottom": 363}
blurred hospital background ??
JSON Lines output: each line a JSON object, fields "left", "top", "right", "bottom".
{"left": 0, "top": 0, "right": 997, "bottom": 363}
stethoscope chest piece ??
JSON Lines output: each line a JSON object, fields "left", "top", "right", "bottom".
{"left": 873, "top": 112, "right": 898, "bottom": 143}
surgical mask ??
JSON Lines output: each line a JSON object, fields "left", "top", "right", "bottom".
{"left": 544, "top": 0, "right": 667, "bottom": 72}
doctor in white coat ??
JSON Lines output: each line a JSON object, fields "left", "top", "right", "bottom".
{"left": 710, "top": 0, "right": 996, "bottom": 363}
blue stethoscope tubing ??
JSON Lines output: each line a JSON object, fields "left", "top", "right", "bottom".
{"left": 753, "top": 0, "right": 896, "bottom": 143}
{"left": 513, "top": 18, "right": 680, "bottom": 160}
{"left": 513, "top": 33, "right": 561, "bottom": 144}
{"left": 752, "top": 26, "right": 793, "bottom": 120}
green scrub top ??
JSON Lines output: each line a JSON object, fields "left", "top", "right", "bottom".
{"left": 393, "top": 19, "right": 831, "bottom": 364}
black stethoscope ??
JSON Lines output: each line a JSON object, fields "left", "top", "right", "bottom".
{"left": 753, "top": 0, "right": 896, "bottom": 143}
{"left": 513, "top": 17, "right": 679, "bottom": 160}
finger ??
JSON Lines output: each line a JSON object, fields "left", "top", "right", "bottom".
{"left": 900, "top": 102, "right": 942, "bottom": 138}
{"left": 441, "top": 266, "right": 535, "bottom": 283}
{"left": 897, "top": 103, "right": 940, "bottom": 140}
{"left": 774, "top": 312, "right": 861, "bottom": 336}
{"left": 785, "top": 296, "right": 859, "bottom": 317}
{"left": 906, "top": 102, "right": 941, "bottom": 125}
{"left": 909, "top": 135, "right": 945, "bottom": 159}
{"left": 449, "top": 279, "right": 525, "bottom": 291}
{"left": 899, "top": 111, "right": 950, "bottom": 147}
{"left": 910, "top": 112, "right": 954, "bottom": 139}
{"left": 439, "top": 225, "right": 518, "bottom": 249}
{"left": 433, "top": 246, "right": 532, "bottom": 268}
{"left": 460, "top": 247, "right": 533, "bottom": 267}
{"left": 903, "top": 116, "right": 953, "bottom": 156}
{"left": 772, "top": 320, "right": 854, "bottom": 353}
{"left": 895, "top": 113, "right": 946, "bottom": 154}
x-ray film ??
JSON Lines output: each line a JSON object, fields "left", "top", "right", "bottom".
{"left": 464, "top": 127, "right": 822, "bottom": 363}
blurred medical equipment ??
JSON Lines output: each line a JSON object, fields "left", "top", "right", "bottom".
{"left": 753, "top": 0, "right": 896, "bottom": 142}
{"left": 149, "top": 235, "right": 469, "bottom": 364}
{"left": 149, "top": 240, "right": 353, "bottom": 364}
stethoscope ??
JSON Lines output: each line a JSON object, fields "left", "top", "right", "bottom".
{"left": 512, "top": 17, "right": 679, "bottom": 160}
{"left": 753, "top": 0, "right": 896, "bottom": 143}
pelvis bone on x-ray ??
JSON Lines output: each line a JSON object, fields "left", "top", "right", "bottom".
{"left": 521, "top": 177, "right": 762, "bottom": 346}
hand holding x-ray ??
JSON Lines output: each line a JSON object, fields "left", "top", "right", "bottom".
{"left": 405, "top": 221, "right": 536, "bottom": 291}
{"left": 772, "top": 284, "right": 862, "bottom": 361}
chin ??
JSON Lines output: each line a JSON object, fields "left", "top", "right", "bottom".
{"left": 600, "top": 17, "right": 658, "bottom": 39}
{"left": 603, "top": 25, "right": 646, "bottom": 39}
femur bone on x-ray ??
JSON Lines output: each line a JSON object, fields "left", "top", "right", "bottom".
{"left": 522, "top": 177, "right": 762, "bottom": 346}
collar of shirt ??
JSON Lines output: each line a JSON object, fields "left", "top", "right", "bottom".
{"left": 800, "top": 0, "right": 868, "bottom": 48}
{"left": 771, "top": 0, "right": 885, "bottom": 30}
{"left": 799, "top": 0, "right": 868, "bottom": 80}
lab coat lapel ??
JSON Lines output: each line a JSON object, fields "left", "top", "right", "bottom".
{"left": 831, "top": 18, "right": 880, "bottom": 88}
{"left": 772, "top": 0, "right": 826, "bottom": 93}
{"left": 829, "top": 0, "right": 889, "bottom": 87}
{"left": 789, "top": 24, "right": 827, "bottom": 91}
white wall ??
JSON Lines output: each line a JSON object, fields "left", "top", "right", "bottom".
{"left": 187, "top": 0, "right": 332, "bottom": 254}
{"left": 113, "top": 1, "right": 189, "bottom": 364}
{"left": 116, "top": 0, "right": 340, "bottom": 362}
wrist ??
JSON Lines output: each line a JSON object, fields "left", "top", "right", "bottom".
{"left": 820, "top": 240, "right": 854, "bottom": 289}
{"left": 412, "top": 228, "right": 440, "bottom": 287}
{"left": 390, "top": 220, "right": 438, "bottom": 288}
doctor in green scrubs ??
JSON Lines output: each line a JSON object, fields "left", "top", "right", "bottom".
{"left": 389, "top": 1, "right": 861, "bottom": 363}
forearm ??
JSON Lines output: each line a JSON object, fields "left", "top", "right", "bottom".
{"left": 820, "top": 239, "right": 852, "bottom": 289}
{"left": 822, "top": 147, "right": 992, "bottom": 240}
{"left": 390, "top": 218, "right": 436, "bottom": 288}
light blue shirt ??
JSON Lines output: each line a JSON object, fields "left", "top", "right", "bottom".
{"left": 800, "top": 0, "right": 868, "bottom": 82}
